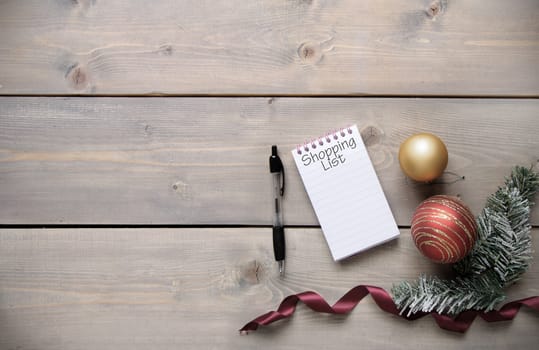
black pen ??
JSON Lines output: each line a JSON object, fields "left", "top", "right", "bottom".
{"left": 269, "top": 145, "right": 285, "bottom": 276}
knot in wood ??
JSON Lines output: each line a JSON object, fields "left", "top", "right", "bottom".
{"left": 298, "top": 42, "right": 323, "bottom": 64}
{"left": 426, "top": 0, "right": 444, "bottom": 19}
{"left": 159, "top": 44, "right": 173, "bottom": 56}
{"left": 360, "top": 126, "right": 383, "bottom": 147}
{"left": 238, "top": 260, "right": 263, "bottom": 286}
{"left": 172, "top": 180, "right": 191, "bottom": 200}
{"left": 70, "top": 0, "right": 96, "bottom": 9}
{"left": 67, "top": 65, "right": 89, "bottom": 90}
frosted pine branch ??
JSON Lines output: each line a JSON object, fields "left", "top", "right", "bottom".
{"left": 392, "top": 166, "right": 539, "bottom": 316}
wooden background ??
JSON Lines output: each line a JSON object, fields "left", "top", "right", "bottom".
{"left": 0, "top": 1, "right": 538, "bottom": 349}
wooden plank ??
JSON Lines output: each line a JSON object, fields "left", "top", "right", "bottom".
{"left": 0, "top": 0, "right": 538, "bottom": 96}
{"left": 1, "top": 97, "right": 538, "bottom": 225}
{"left": 0, "top": 228, "right": 537, "bottom": 349}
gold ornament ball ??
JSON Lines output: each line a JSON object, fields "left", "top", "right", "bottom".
{"left": 399, "top": 133, "right": 448, "bottom": 182}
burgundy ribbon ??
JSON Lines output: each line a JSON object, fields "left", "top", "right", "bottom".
{"left": 240, "top": 285, "right": 539, "bottom": 333}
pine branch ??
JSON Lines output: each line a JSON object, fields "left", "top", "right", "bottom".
{"left": 392, "top": 273, "right": 505, "bottom": 317}
{"left": 391, "top": 166, "right": 539, "bottom": 316}
{"left": 456, "top": 166, "right": 538, "bottom": 284}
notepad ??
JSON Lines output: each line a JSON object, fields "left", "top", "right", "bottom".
{"left": 291, "top": 125, "right": 399, "bottom": 261}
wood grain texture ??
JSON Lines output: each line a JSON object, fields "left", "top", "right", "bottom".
{"left": 0, "top": 228, "right": 537, "bottom": 350}
{"left": 1, "top": 97, "right": 538, "bottom": 225}
{"left": 0, "top": 0, "right": 538, "bottom": 95}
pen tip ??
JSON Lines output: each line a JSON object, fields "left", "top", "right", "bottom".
{"left": 278, "top": 261, "right": 285, "bottom": 276}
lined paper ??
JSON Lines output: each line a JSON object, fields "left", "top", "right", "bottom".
{"left": 292, "top": 125, "right": 399, "bottom": 261}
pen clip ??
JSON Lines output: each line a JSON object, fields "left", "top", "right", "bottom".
{"left": 269, "top": 145, "right": 285, "bottom": 196}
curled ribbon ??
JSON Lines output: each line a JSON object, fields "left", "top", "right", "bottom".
{"left": 240, "top": 285, "right": 539, "bottom": 333}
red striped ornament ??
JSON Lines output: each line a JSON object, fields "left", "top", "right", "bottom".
{"left": 411, "top": 195, "right": 477, "bottom": 264}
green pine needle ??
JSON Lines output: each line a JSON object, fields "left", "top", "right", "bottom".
{"left": 391, "top": 166, "right": 539, "bottom": 316}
